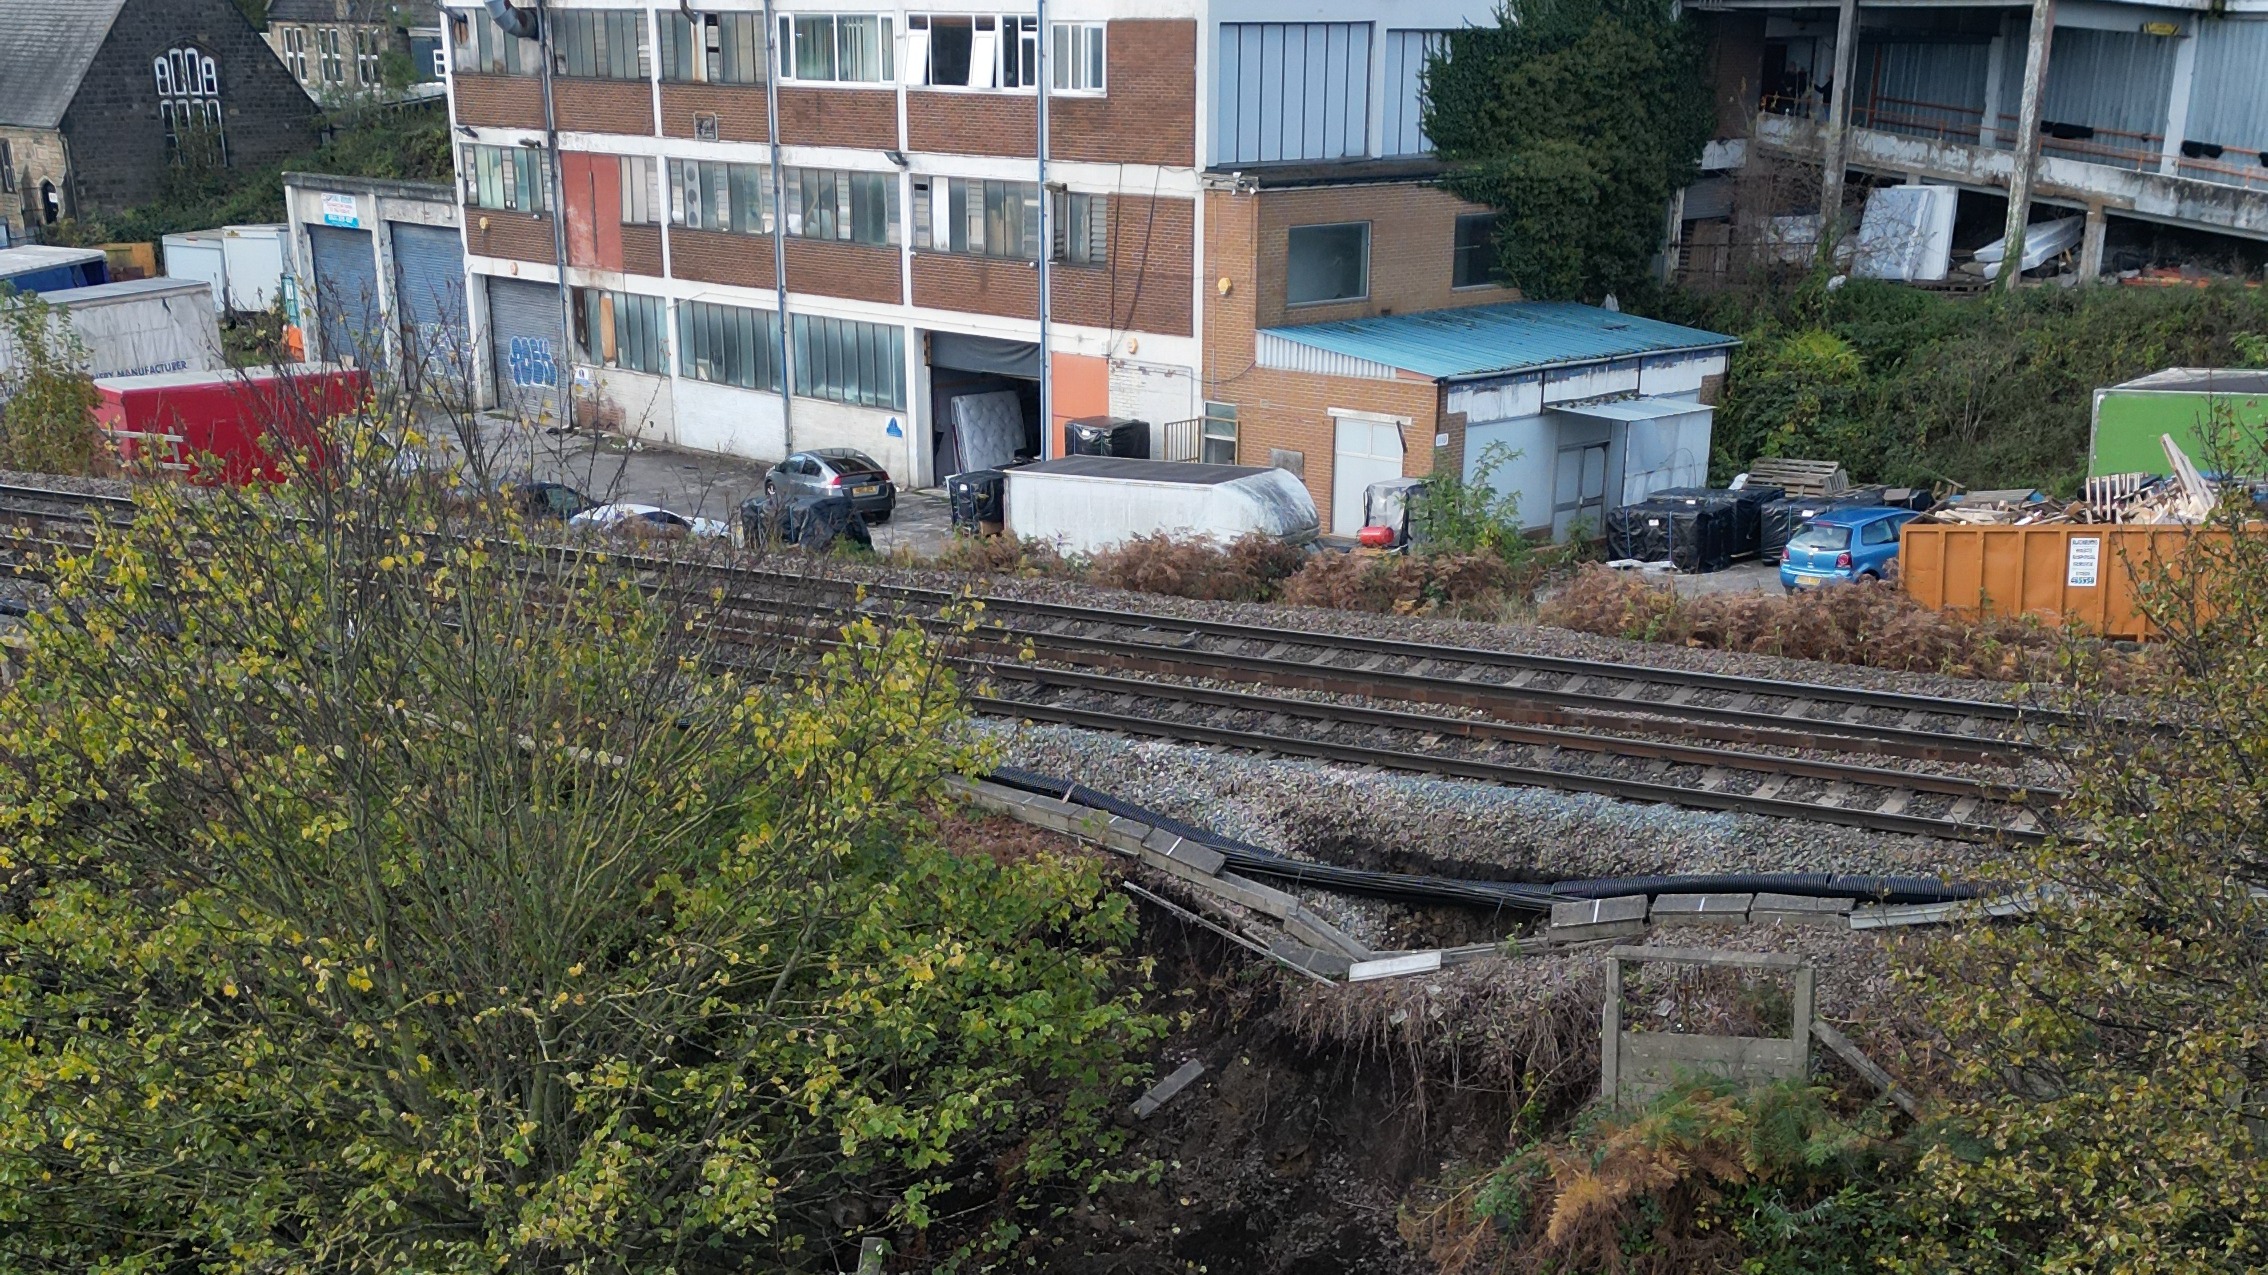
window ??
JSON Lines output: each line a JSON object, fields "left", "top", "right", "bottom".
{"left": 1053, "top": 191, "right": 1107, "bottom": 265}
{"left": 431, "top": 46, "right": 447, "bottom": 78}
{"left": 283, "top": 27, "right": 308, "bottom": 80}
{"left": 1286, "top": 221, "right": 1369, "bottom": 305}
{"left": 669, "top": 159, "right": 773, "bottom": 234}
{"left": 451, "top": 13, "right": 534, "bottom": 74}
{"left": 551, "top": 10, "right": 649, "bottom": 79}
{"left": 905, "top": 15, "right": 1036, "bottom": 88}
{"left": 355, "top": 29, "right": 379, "bottom": 84}
{"left": 910, "top": 176, "right": 1039, "bottom": 260}
{"left": 574, "top": 288, "right": 668, "bottom": 374}
{"left": 1201, "top": 401, "right": 1237, "bottom": 466}
{"left": 779, "top": 14, "right": 893, "bottom": 83}
{"left": 677, "top": 300, "right": 782, "bottom": 391}
{"left": 461, "top": 143, "right": 549, "bottom": 212}
{"left": 1860, "top": 518, "right": 1898, "bottom": 546}
{"left": 661, "top": 11, "right": 764, "bottom": 84}
{"left": 784, "top": 168, "right": 898, "bottom": 245}
{"left": 154, "top": 46, "right": 225, "bottom": 166}
{"left": 791, "top": 314, "right": 904, "bottom": 410}
{"left": 1050, "top": 22, "right": 1104, "bottom": 92}
{"left": 320, "top": 28, "right": 344, "bottom": 83}
{"left": 1452, "top": 213, "right": 1497, "bottom": 289}
{"left": 619, "top": 155, "right": 660, "bottom": 224}
{"left": 1, "top": 141, "right": 13, "bottom": 195}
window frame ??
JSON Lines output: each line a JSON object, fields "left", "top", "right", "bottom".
{"left": 460, "top": 143, "right": 549, "bottom": 214}
{"left": 619, "top": 155, "right": 661, "bottom": 225}
{"left": 660, "top": 10, "right": 766, "bottom": 84}
{"left": 1050, "top": 22, "right": 1104, "bottom": 94}
{"left": 573, "top": 287, "right": 669, "bottom": 375}
{"left": 776, "top": 13, "right": 895, "bottom": 84}
{"left": 1285, "top": 220, "right": 1371, "bottom": 306}
{"left": 789, "top": 313, "right": 906, "bottom": 411}
{"left": 1452, "top": 212, "right": 1498, "bottom": 290}
{"left": 910, "top": 175, "right": 1039, "bottom": 260}
{"left": 1052, "top": 190, "right": 1107, "bottom": 265}
{"left": 354, "top": 29, "right": 380, "bottom": 85}
{"left": 904, "top": 13, "right": 1039, "bottom": 90}
{"left": 676, "top": 298, "right": 783, "bottom": 391}
{"left": 320, "top": 27, "right": 344, "bottom": 83}
{"left": 0, "top": 140, "right": 14, "bottom": 195}
{"left": 1201, "top": 401, "right": 1237, "bottom": 466}
{"left": 549, "top": 9, "right": 651, "bottom": 80}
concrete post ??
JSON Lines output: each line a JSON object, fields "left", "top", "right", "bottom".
{"left": 1979, "top": 19, "right": 2008, "bottom": 147}
{"left": 1815, "top": 0, "right": 1860, "bottom": 260}
{"left": 2078, "top": 203, "right": 2107, "bottom": 282}
{"left": 2159, "top": 25, "right": 2197, "bottom": 177}
{"left": 1659, "top": 186, "right": 1686, "bottom": 285}
{"left": 1998, "top": 0, "right": 2055, "bottom": 290}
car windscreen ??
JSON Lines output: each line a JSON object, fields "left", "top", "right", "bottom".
{"left": 1789, "top": 524, "right": 1852, "bottom": 551}
{"left": 823, "top": 451, "right": 885, "bottom": 476}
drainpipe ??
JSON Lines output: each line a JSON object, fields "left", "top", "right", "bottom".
{"left": 762, "top": 0, "right": 793, "bottom": 445}
{"left": 1035, "top": 0, "right": 1053, "bottom": 458}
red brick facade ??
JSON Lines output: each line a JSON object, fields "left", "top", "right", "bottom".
{"left": 912, "top": 253, "right": 1036, "bottom": 319}
{"left": 784, "top": 238, "right": 902, "bottom": 304}
{"left": 621, "top": 224, "right": 663, "bottom": 278}
{"left": 658, "top": 83, "right": 769, "bottom": 142}
{"left": 552, "top": 78, "right": 657, "bottom": 136}
{"left": 670, "top": 227, "right": 774, "bottom": 289}
{"left": 1053, "top": 20, "right": 1194, "bottom": 166}
{"left": 775, "top": 86, "right": 897, "bottom": 149}
{"left": 452, "top": 74, "right": 543, "bottom": 130}
{"left": 905, "top": 91, "right": 1032, "bottom": 157}
{"left": 1054, "top": 194, "right": 1193, "bottom": 337}
{"left": 468, "top": 210, "right": 556, "bottom": 264}
{"left": 1254, "top": 184, "right": 1517, "bottom": 330}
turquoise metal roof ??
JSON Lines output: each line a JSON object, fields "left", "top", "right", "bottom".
{"left": 1258, "top": 301, "right": 1739, "bottom": 382}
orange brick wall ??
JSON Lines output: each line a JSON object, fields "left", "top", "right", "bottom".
{"left": 453, "top": 74, "right": 543, "bottom": 130}
{"left": 912, "top": 253, "right": 1035, "bottom": 319}
{"left": 776, "top": 87, "right": 897, "bottom": 148}
{"left": 1054, "top": 194, "right": 1193, "bottom": 337}
{"left": 1053, "top": 21, "right": 1194, "bottom": 166}
{"left": 1203, "top": 186, "right": 1452, "bottom": 531}
{"left": 785, "top": 238, "right": 902, "bottom": 304}
{"left": 467, "top": 210, "right": 556, "bottom": 264}
{"left": 671, "top": 227, "right": 774, "bottom": 289}
{"left": 1256, "top": 184, "right": 1516, "bottom": 329}
{"left": 622, "top": 224, "right": 663, "bottom": 278}
{"left": 659, "top": 82, "right": 769, "bottom": 142}
{"left": 552, "top": 78, "right": 656, "bottom": 136}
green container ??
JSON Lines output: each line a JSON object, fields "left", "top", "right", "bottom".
{"left": 2089, "top": 369, "right": 2268, "bottom": 477}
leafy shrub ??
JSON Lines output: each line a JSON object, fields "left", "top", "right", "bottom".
{"left": 1088, "top": 533, "right": 1308, "bottom": 602}
{"left": 1411, "top": 443, "right": 1535, "bottom": 564}
{"left": 0, "top": 290, "right": 104, "bottom": 474}
{"left": 1278, "top": 550, "right": 1524, "bottom": 615}
{"left": 1540, "top": 563, "right": 2143, "bottom": 685}
{"left": 913, "top": 531, "right": 1072, "bottom": 577}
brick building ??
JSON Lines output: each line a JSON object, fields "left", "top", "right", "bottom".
{"left": 441, "top": 0, "right": 1731, "bottom": 525}
{"left": 0, "top": 0, "right": 320, "bottom": 246}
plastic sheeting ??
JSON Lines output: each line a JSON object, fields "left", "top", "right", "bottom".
{"left": 1853, "top": 185, "right": 1957, "bottom": 282}
{"left": 949, "top": 390, "right": 1025, "bottom": 474}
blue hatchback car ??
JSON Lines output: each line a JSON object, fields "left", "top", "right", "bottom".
{"left": 1780, "top": 506, "right": 1920, "bottom": 591}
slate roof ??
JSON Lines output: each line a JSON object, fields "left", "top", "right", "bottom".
{"left": 0, "top": 0, "right": 131, "bottom": 129}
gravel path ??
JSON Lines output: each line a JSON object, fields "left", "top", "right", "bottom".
{"left": 0, "top": 468, "right": 134, "bottom": 498}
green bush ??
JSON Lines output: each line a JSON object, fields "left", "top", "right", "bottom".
{"left": 0, "top": 289, "right": 103, "bottom": 474}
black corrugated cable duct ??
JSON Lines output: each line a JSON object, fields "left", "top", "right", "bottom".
{"left": 988, "top": 766, "right": 1979, "bottom": 912}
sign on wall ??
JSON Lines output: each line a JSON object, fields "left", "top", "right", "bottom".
{"left": 2067, "top": 536, "right": 2102, "bottom": 588}
{"left": 320, "top": 193, "right": 361, "bottom": 229}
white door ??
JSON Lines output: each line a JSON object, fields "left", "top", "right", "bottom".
{"left": 1552, "top": 443, "right": 1609, "bottom": 540}
{"left": 1331, "top": 413, "right": 1406, "bottom": 536}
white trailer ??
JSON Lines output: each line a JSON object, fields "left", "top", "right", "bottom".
{"left": 218, "top": 224, "right": 291, "bottom": 313}
{"left": 1003, "top": 457, "right": 1320, "bottom": 556}
{"left": 161, "top": 229, "right": 228, "bottom": 312}
{"left": 0, "top": 278, "right": 225, "bottom": 380}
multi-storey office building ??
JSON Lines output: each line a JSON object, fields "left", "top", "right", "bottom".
{"left": 439, "top": 0, "right": 1733, "bottom": 532}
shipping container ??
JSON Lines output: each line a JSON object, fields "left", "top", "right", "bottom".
{"left": 0, "top": 245, "right": 108, "bottom": 294}
{"left": 2089, "top": 368, "right": 2268, "bottom": 477}
{"left": 1003, "top": 457, "right": 1320, "bottom": 555}
{"left": 92, "top": 364, "right": 368, "bottom": 485}
{"left": 219, "top": 225, "right": 291, "bottom": 313}
{"left": 1899, "top": 521, "right": 2224, "bottom": 640}
{"left": 160, "top": 230, "right": 229, "bottom": 312}
{"left": 0, "top": 278, "right": 225, "bottom": 380}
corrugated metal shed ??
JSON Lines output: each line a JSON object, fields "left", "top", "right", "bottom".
{"left": 2187, "top": 18, "right": 2268, "bottom": 154}
{"left": 0, "top": 0, "right": 130, "bottom": 129}
{"left": 1256, "top": 302, "right": 1738, "bottom": 383}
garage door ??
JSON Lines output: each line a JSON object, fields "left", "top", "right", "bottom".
{"left": 308, "top": 225, "right": 380, "bottom": 365}
{"left": 1330, "top": 412, "right": 1406, "bottom": 537}
{"left": 390, "top": 222, "right": 469, "bottom": 383}
{"left": 486, "top": 276, "right": 562, "bottom": 423}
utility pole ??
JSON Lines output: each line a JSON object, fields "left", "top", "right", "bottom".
{"left": 1035, "top": 0, "right": 1053, "bottom": 459}
{"left": 761, "top": 0, "right": 793, "bottom": 444}
{"left": 1815, "top": 0, "right": 1858, "bottom": 265}
{"left": 537, "top": 0, "right": 571, "bottom": 429}
{"left": 1998, "top": 0, "right": 2055, "bottom": 290}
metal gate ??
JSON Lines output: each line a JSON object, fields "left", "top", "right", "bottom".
{"left": 308, "top": 225, "right": 380, "bottom": 365}
{"left": 389, "top": 222, "right": 469, "bottom": 384}
{"left": 485, "top": 276, "right": 562, "bottom": 423}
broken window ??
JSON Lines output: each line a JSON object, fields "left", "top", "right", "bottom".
{"left": 660, "top": 12, "right": 764, "bottom": 84}
{"left": 1286, "top": 222, "right": 1370, "bottom": 304}
{"left": 573, "top": 287, "right": 668, "bottom": 374}
{"left": 461, "top": 143, "right": 548, "bottom": 213}
{"left": 154, "top": 47, "right": 225, "bottom": 167}
{"left": 452, "top": 12, "right": 534, "bottom": 75}
{"left": 905, "top": 15, "right": 1038, "bottom": 89}
{"left": 618, "top": 155, "right": 660, "bottom": 225}
{"left": 551, "top": 10, "right": 649, "bottom": 80}
{"left": 1053, "top": 191, "right": 1107, "bottom": 265}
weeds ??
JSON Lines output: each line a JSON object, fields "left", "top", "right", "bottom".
{"left": 1539, "top": 564, "right": 2146, "bottom": 686}
{"left": 0, "top": 289, "right": 104, "bottom": 475}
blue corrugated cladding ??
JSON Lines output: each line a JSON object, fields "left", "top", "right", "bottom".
{"left": 1214, "top": 22, "right": 1372, "bottom": 165}
{"left": 1852, "top": 38, "right": 1991, "bottom": 141}
{"left": 2040, "top": 27, "right": 2177, "bottom": 158}
{"left": 1260, "top": 302, "right": 1737, "bottom": 382}
{"left": 2187, "top": 18, "right": 2268, "bottom": 155}
{"left": 1381, "top": 30, "right": 1445, "bottom": 158}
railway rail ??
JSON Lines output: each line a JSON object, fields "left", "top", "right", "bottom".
{"left": 0, "top": 481, "right": 2066, "bottom": 842}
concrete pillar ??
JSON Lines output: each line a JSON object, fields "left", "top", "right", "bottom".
{"left": 1998, "top": 0, "right": 2056, "bottom": 290}
{"left": 2159, "top": 25, "right": 2197, "bottom": 177}
{"left": 1816, "top": 0, "right": 1860, "bottom": 259}
{"left": 2078, "top": 203, "right": 2107, "bottom": 282}
{"left": 1659, "top": 185, "right": 1686, "bottom": 285}
{"left": 1979, "top": 19, "right": 2009, "bottom": 147}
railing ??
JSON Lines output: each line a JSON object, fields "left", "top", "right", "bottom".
{"left": 1159, "top": 417, "right": 1203, "bottom": 464}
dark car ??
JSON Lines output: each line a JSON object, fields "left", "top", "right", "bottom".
{"left": 763, "top": 449, "right": 896, "bottom": 523}
{"left": 508, "top": 481, "right": 593, "bottom": 520}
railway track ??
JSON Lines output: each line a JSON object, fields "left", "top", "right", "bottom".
{"left": 0, "top": 481, "right": 2065, "bottom": 841}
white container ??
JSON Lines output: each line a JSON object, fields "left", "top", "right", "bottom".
{"left": 160, "top": 229, "right": 229, "bottom": 313}
{"left": 1003, "top": 457, "right": 1321, "bottom": 556}
{"left": 0, "top": 278, "right": 225, "bottom": 380}
{"left": 219, "top": 224, "right": 290, "bottom": 313}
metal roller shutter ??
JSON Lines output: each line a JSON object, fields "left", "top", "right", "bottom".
{"left": 485, "top": 276, "right": 563, "bottom": 423}
{"left": 389, "top": 223, "right": 469, "bottom": 381}
{"left": 308, "top": 226, "right": 380, "bottom": 365}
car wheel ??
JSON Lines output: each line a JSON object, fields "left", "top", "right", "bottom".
{"left": 1783, "top": 584, "right": 1797, "bottom": 595}
{"left": 867, "top": 510, "right": 892, "bottom": 525}
{"left": 1860, "top": 571, "right": 1881, "bottom": 583}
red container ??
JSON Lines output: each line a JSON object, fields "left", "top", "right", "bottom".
{"left": 93, "top": 364, "right": 368, "bottom": 485}
{"left": 1357, "top": 524, "right": 1397, "bottom": 548}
